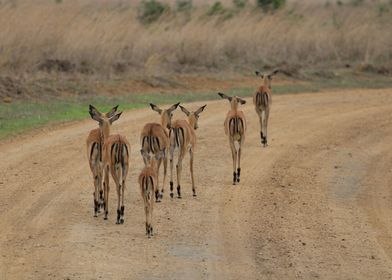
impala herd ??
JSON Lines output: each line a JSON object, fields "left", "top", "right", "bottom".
{"left": 86, "top": 70, "right": 279, "bottom": 237}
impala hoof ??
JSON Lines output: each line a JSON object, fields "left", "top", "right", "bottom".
{"left": 170, "top": 192, "right": 174, "bottom": 198}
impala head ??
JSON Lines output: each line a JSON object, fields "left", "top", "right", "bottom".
{"left": 150, "top": 102, "right": 180, "bottom": 130}
{"left": 255, "top": 69, "right": 279, "bottom": 89}
{"left": 179, "top": 105, "right": 207, "bottom": 130}
{"left": 89, "top": 104, "right": 122, "bottom": 139}
{"left": 217, "top": 92, "right": 246, "bottom": 111}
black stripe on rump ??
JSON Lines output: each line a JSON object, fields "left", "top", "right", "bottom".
{"left": 90, "top": 142, "right": 97, "bottom": 160}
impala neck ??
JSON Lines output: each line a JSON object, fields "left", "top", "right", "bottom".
{"left": 161, "top": 112, "right": 170, "bottom": 130}
{"left": 230, "top": 99, "right": 239, "bottom": 111}
{"left": 188, "top": 115, "right": 197, "bottom": 130}
{"left": 100, "top": 122, "right": 111, "bottom": 145}
{"left": 263, "top": 76, "right": 271, "bottom": 89}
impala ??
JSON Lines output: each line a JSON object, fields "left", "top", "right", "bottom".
{"left": 169, "top": 104, "right": 207, "bottom": 198}
{"left": 88, "top": 105, "right": 130, "bottom": 224}
{"left": 139, "top": 150, "right": 159, "bottom": 238}
{"left": 86, "top": 105, "right": 119, "bottom": 217}
{"left": 140, "top": 102, "right": 180, "bottom": 202}
{"left": 254, "top": 69, "right": 279, "bottom": 147}
{"left": 218, "top": 93, "right": 246, "bottom": 185}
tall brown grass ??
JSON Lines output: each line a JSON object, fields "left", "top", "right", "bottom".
{"left": 0, "top": 0, "right": 391, "bottom": 77}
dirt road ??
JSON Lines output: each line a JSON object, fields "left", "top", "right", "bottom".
{"left": 1, "top": 89, "right": 392, "bottom": 279}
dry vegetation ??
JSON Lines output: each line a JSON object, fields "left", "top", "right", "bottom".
{"left": 0, "top": 0, "right": 391, "bottom": 79}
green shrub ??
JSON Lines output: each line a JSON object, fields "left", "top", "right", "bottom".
{"left": 207, "top": 1, "right": 226, "bottom": 16}
{"left": 233, "top": 0, "right": 247, "bottom": 9}
{"left": 256, "top": 0, "right": 286, "bottom": 11}
{"left": 378, "top": 3, "right": 389, "bottom": 16}
{"left": 351, "top": 0, "right": 364, "bottom": 6}
{"left": 138, "top": 0, "right": 169, "bottom": 24}
{"left": 176, "top": 0, "right": 192, "bottom": 12}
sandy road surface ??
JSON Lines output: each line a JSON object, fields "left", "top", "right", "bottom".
{"left": 1, "top": 89, "right": 392, "bottom": 279}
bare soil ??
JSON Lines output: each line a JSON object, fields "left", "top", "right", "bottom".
{"left": 1, "top": 88, "right": 392, "bottom": 279}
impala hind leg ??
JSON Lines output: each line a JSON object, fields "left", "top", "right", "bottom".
{"left": 264, "top": 107, "right": 270, "bottom": 147}
{"left": 189, "top": 148, "right": 197, "bottom": 197}
{"left": 176, "top": 156, "right": 184, "bottom": 198}
{"left": 230, "top": 140, "right": 237, "bottom": 185}
{"left": 103, "top": 166, "right": 110, "bottom": 220}
{"left": 155, "top": 157, "right": 163, "bottom": 203}
{"left": 161, "top": 151, "right": 167, "bottom": 201}
{"left": 237, "top": 139, "right": 243, "bottom": 183}
{"left": 93, "top": 174, "right": 100, "bottom": 217}
{"left": 169, "top": 145, "right": 175, "bottom": 198}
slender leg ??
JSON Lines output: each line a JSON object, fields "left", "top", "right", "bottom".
{"left": 112, "top": 168, "right": 121, "bottom": 225}
{"left": 237, "top": 139, "right": 242, "bottom": 183}
{"left": 155, "top": 157, "right": 162, "bottom": 202}
{"left": 264, "top": 107, "right": 270, "bottom": 147}
{"left": 176, "top": 154, "right": 184, "bottom": 198}
{"left": 259, "top": 113, "right": 264, "bottom": 146}
{"left": 104, "top": 166, "right": 110, "bottom": 220}
{"left": 93, "top": 174, "right": 99, "bottom": 217}
{"left": 229, "top": 139, "right": 237, "bottom": 185}
{"left": 98, "top": 172, "right": 104, "bottom": 211}
{"left": 161, "top": 150, "right": 167, "bottom": 200}
{"left": 144, "top": 205, "right": 150, "bottom": 237}
{"left": 169, "top": 145, "right": 175, "bottom": 198}
{"left": 150, "top": 198, "right": 154, "bottom": 236}
{"left": 190, "top": 148, "right": 196, "bottom": 197}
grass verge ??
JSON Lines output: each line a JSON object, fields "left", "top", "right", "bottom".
{"left": 1, "top": 74, "right": 392, "bottom": 141}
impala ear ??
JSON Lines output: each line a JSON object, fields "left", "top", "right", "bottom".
{"left": 106, "top": 105, "right": 119, "bottom": 118}
{"left": 238, "top": 98, "right": 246, "bottom": 105}
{"left": 255, "top": 71, "right": 260, "bottom": 76}
{"left": 89, "top": 104, "right": 103, "bottom": 123}
{"left": 195, "top": 104, "right": 207, "bottom": 116}
{"left": 268, "top": 69, "right": 279, "bottom": 79}
{"left": 109, "top": 112, "right": 122, "bottom": 124}
{"left": 168, "top": 102, "right": 180, "bottom": 112}
{"left": 218, "top": 92, "right": 232, "bottom": 102}
{"left": 179, "top": 105, "right": 191, "bottom": 116}
{"left": 150, "top": 103, "right": 162, "bottom": 114}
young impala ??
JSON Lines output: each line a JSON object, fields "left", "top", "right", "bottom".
{"left": 88, "top": 105, "right": 130, "bottom": 224}
{"left": 218, "top": 93, "right": 246, "bottom": 185}
{"left": 86, "top": 105, "right": 119, "bottom": 217}
{"left": 140, "top": 102, "right": 180, "bottom": 202}
{"left": 139, "top": 150, "right": 159, "bottom": 238}
{"left": 254, "top": 69, "right": 279, "bottom": 147}
{"left": 169, "top": 104, "right": 207, "bottom": 198}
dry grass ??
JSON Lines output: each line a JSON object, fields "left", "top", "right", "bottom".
{"left": 0, "top": 0, "right": 391, "bottom": 77}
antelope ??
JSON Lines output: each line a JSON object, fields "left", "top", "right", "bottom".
{"left": 86, "top": 105, "right": 119, "bottom": 217}
{"left": 169, "top": 104, "right": 207, "bottom": 198}
{"left": 88, "top": 105, "right": 130, "bottom": 224}
{"left": 254, "top": 69, "right": 279, "bottom": 147}
{"left": 139, "top": 150, "right": 159, "bottom": 238}
{"left": 140, "top": 102, "right": 180, "bottom": 202}
{"left": 217, "top": 93, "right": 246, "bottom": 185}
